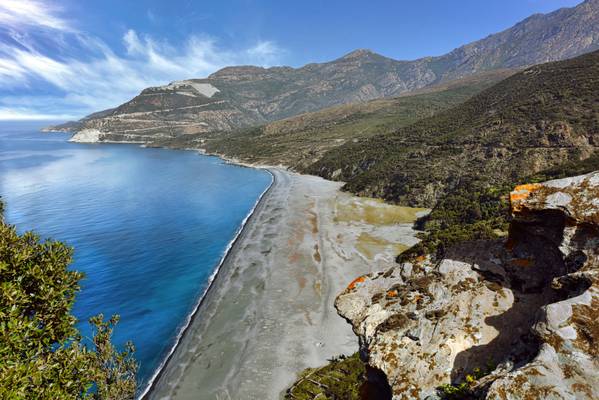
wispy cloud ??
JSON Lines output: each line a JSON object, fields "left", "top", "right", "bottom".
{"left": 0, "top": 0, "right": 70, "bottom": 31}
{"left": 0, "top": 107, "right": 77, "bottom": 121}
{"left": 0, "top": 1, "right": 285, "bottom": 120}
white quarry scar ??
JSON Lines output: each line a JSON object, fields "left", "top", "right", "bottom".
{"left": 187, "top": 83, "right": 220, "bottom": 98}
{"left": 157, "top": 81, "right": 221, "bottom": 98}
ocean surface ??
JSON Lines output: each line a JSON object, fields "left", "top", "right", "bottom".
{"left": 0, "top": 121, "right": 272, "bottom": 391}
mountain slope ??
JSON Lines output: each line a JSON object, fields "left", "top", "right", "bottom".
{"left": 58, "top": 0, "right": 599, "bottom": 141}
{"left": 158, "top": 69, "right": 514, "bottom": 169}
{"left": 307, "top": 50, "right": 599, "bottom": 207}
{"left": 427, "top": 0, "right": 599, "bottom": 81}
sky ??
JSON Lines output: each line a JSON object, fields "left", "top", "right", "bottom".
{"left": 0, "top": 0, "right": 584, "bottom": 120}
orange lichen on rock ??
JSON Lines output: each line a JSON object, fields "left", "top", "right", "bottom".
{"left": 505, "top": 237, "right": 516, "bottom": 251}
{"left": 386, "top": 289, "right": 399, "bottom": 298}
{"left": 510, "top": 183, "right": 542, "bottom": 212}
{"left": 511, "top": 258, "right": 534, "bottom": 267}
{"left": 346, "top": 275, "right": 367, "bottom": 291}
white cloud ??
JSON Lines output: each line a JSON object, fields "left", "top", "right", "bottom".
{"left": 0, "top": 107, "right": 77, "bottom": 121}
{"left": 0, "top": 3, "right": 285, "bottom": 120}
{"left": 123, "top": 29, "right": 144, "bottom": 56}
{"left": 246, "top": 41, "right": 284, "bottom": 66}
{"left": 0, "top": 0, "right": 70, "bottom": 31}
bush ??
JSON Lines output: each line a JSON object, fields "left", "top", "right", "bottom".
{"left": 285, "top": 353, "right": 366, "bottom": 399}
{"left": 399, "top": 180, "right": 511, "bottom": 261}
{"left": 0, "top": 221, "right": 137, "bottom": 399}
{"left": 437, "top": 366, "right": 493, "bottom": 400}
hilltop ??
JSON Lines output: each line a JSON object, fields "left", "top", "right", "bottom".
{"left": 308, "top": 49, "right": 599, "bottom": 206}
{"left": 55, "top": 0, "right": 599, "bottom": 141}
{"left": 157, "top": 69, "right": 515, "bottom": 169}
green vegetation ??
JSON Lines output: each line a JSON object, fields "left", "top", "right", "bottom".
{"left": 299, "top": 50, "right": 599, "bottom": 260}
{"left": 437, "top": 366, "right": 493, "bottom": 400}
{"left": 400, "top": 180, "right": 512, "bottom": 260}
{"left": 400, "top": 148, "right": 599, "bottom": 261}
{"left": 158, "top": 70, "right": 513, "bottom": 170}
{"left": 0, "top": 207, "right": 137, "bottom": 399}
{"left": 285, "top": 353, "right": 367, "bottom": 400}
{"left": 308, "top": 50, "right": 599, "bottom": 208}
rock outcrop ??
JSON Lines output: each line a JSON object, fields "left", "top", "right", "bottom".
{"left": 336, "top": 171, "right": 599, "bottom": 399}
{"left": 68, "top": 129, "right": 104, "bottom": 143}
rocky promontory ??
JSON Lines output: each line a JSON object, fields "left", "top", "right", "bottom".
{"left": 336, "top": 171, "right": 599, "bottom": 399}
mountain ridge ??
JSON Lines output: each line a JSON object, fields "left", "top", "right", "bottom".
{"left": 53, "top": 0, "right": 599, "bottom": 139}
{"left": 308, "top": 49, "right": 599, "bottom": 207}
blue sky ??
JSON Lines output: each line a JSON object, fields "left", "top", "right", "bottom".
{"left": 0, "top": 0, "right": 583, "bottom": 120}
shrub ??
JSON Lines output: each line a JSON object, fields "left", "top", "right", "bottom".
{"left": 0, "top": 221, "right": 137, "bottom": 399}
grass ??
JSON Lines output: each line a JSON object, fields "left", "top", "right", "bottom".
{"left": 334, "top": 197, "right": 427, "bottom": 226}
{"left": 285, "top": 353, "right": 366, "bottom": 400}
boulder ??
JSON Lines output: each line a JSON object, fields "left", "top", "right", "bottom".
{"left": 336, "top": 171, "right": 599, "bottom": 399}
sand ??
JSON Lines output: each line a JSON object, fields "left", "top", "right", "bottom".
{"left": 146, "top": 169, "right": 425, "bottom": 400}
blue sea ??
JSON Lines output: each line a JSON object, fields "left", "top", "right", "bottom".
{"left": 0, "top": 121, "right": 272, "bottom": 391}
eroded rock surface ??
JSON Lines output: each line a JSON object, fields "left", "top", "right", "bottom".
{"left": 336, "top": 171, "right": 599, "bottom": 399}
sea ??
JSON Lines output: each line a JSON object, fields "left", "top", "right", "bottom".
{"left": 0, "top": 121, "right": 272, "bottom": 392}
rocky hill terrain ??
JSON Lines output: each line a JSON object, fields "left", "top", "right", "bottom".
{"left": 155, "top": 70, "right": 514, "bottom": 169}
{"left": 56, "top": 0, "right": 598, "bottom": 142}
{"left": 309, "top": 49, "right": 599, "bottom": 207}
{"left": 335, "top": 171, "right": 599, "bottom": 399}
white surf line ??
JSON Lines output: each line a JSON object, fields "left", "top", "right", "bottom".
{"left": 137, "top": 167, "right": 275, "bottom": 400}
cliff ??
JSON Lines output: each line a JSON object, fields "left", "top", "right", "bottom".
{"left": 335, "top": 171, "right": 599, "bottom": 399}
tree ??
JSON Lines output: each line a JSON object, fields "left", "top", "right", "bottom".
{"left": 0, "top": 217, "right": 137, "bottom": 399}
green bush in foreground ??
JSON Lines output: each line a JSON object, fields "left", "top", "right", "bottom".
{"left": 285, "top": 353, "right": 366, "bottom": 400}
{"left": 0, "top": 221, "right": 137, "bottom": 399}
{"left": 437, "top": 365, "right": 495, "bottom": 400}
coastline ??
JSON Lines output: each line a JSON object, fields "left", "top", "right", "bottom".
{"left": 137, "top": 166, "right": 276, "bottom": 399}
{"left": 51, "top": 129, "right": 425, "bottom": 399}
{"left": 146, "top": 168, "right": 425, "bottom": 399}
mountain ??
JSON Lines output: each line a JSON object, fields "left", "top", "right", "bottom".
{"left": 307, "top": 49, "right": 599, "bottom": 207}
{"left": 159, "top": 69, "right": 515, "bottom": 169}
{"left": 424, "top": 0, "right": 599, "bottom": 82}
{"left": 57, "top": 0, "right": 599, "bottom": 141}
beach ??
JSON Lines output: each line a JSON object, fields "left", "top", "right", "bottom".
{"left": 146, "top": 168, "right": 425, "bottom": 399}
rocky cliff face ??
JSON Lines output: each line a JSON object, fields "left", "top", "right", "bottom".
{"left": 335, "top": 171, "right": 599, "bottom": 399}
{"left": 430, "top": 0, "right": 599, "bottom": 82}
{"left": 52, "top": 0, "right": 599, "bottom": 142}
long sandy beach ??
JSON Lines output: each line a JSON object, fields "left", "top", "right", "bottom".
{"left": 147, "top": 168, "right": 424, "bottom": 399}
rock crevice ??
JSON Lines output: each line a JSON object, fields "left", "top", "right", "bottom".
{"left": 336, "top": 171, "right": 599, "bottom": 399}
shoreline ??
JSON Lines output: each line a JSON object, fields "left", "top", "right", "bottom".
{"left": 138, "top": 167, "right": 276, "bottom": 399}
{"left": 146, "top": 168, "right": 424, "bottom": 399}
{"left": 51, "top": 130, "right": 425, "bottom": 399}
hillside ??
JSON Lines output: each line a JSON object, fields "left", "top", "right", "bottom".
{"left": 55, "top": 0, "right": 598, "bottom": 141}
{"left": 308, "top": 49, "right": 599, "bottom": 207}
{"left": 156, "top": 70, "right": 514, "bottom": 169}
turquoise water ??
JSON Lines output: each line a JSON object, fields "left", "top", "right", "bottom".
{"left": 0, "top": 121, "right": 271, "bottom": 391}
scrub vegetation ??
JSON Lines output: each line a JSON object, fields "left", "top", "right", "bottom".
{"left": 0, "top": 201, "right": 137, "bottom": 399}
{"left": 285, "top": 50, "right": 599, "bottom": 398}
